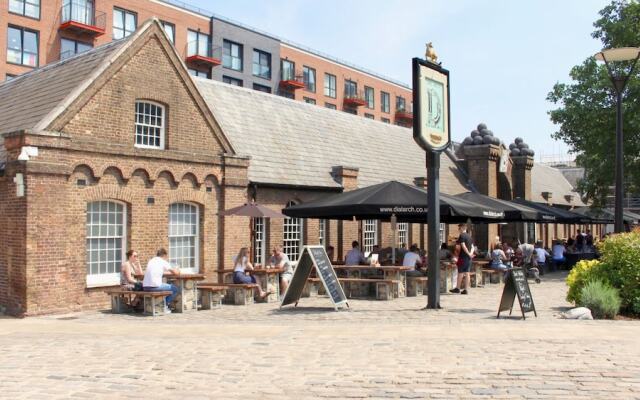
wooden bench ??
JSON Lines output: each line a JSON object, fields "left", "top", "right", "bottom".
{"left": 197, "top": 286, "right": 226, "bottom": 310}
{"left": 406, "top": 276, "right": 428, "bottom": 296}
{"left": 105, "top": 289, "right": 172, "bottom": 316}
{"left": 482, "top": 269, "right": 505, "bottom": 285}
{"left": 199, "top": 283, "right": 259, "bottom": 305}
{"left": 338, "top": 277, "right": 400, "bottom": 300}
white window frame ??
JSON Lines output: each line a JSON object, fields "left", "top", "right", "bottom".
{"left": 253, "top": 217, "right": 265, "bottom": 265}
{"left": 134, "top": 101, "right": 165, "bottom": 150}
{"left": 319, "top": 219, "right": 327, "bottom": 247}
{"left": 363, "top": 219, "right": 378, "bottom": 253}
{"left": 168, "top": 203, "right": 200, "bottom": 274}
{"left": 283, "top": 201, "right": 303, "bottom": 261}
{"left": 439, "top": 223, "right": 446, "bottom": 245}
{"left": 86, "top": 200, "right": 126, "bottom": 287}
{"left": 397, "top": 222, "right": 408, "bottom": 247}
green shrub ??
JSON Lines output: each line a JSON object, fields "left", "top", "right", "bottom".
{"left": 579, "top": 280, "right": 621, "bottom": 319}
{"left": 597, "top": 231, "right": 640, "bottom": 315}
{"left": 566, "top": 259, "right": 606, "bottom": 305}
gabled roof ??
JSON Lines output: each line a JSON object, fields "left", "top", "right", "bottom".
{"left": 531, "top": 163, "right": 585, "bottom": 206}
{"left": 195, "top": 78, "right": 469, "bottom": 194}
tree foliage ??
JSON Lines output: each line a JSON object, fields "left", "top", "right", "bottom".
{"left": 547, "top": 0, "right": 640, "bottom": 207}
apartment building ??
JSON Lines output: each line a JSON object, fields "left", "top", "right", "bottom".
{"left": 1, "top": 0, "right": 413, "bottom": 125}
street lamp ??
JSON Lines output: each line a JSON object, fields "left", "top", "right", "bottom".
{"left": 595, "top": 47, "right": 640, "bottom": 233}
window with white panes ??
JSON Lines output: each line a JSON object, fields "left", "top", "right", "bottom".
{"left": 253, "top": 217, "right": 265, "bottom": 265}
{"left": 283, "top": 201, "right": 303, "bottom": 261}
{"left": 113, "top": 7, "right": 136, "bottom": 40}
{"left": 397, "top": 222, "right": 408, "bottom": 247}
{"left": 324, "top": 73, "right": 336, "bottom": 98}
{"left": 363, "top": 220, "right": 377, "bottom": 253}
{"left": 319, "top": 219, "right": 327, "bottom": 247}
{"left": 86, "top": 201, "right": 125, "bottom": 286}
{"left": 439, "top": 223, "right": 446, "bottom": 244}
{"left": 168, "top": 203, "right": 199, "bottom": 272}
{"left": 135, "top": 101, "right": 165, "bottom": 149}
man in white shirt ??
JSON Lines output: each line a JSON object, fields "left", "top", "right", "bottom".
{"left": 403, "top": 244, "right": 425, "bottom": 277}
{"left": 269, "top": 246, "right": 293, "bottom": 294}
{"left": 534, "top": 241, "right": 549, "bottom": 272}
{"left": 345, "top": 241, "right": 367, "bottom": 265}
{"left": 143, "top": 248, "right": 180, "bottom": 314}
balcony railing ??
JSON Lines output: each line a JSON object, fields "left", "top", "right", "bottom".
{"left": 59, "top": 2, "right": 106, "bottom": 36}
{"left": 395, "top": 104, "right": 413, "bottom": 122}
{"left": 185, "top": 42, "right": 222, "bottom": 67}
{"left": 343, "top": 90, "right": 367, "bottom": 107}
{"left": 279, "top": 69, "right": 305, "bottom": 89}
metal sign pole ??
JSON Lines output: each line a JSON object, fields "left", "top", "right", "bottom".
{"left": 426, "top": 151, "right": 441, "bottom": 309}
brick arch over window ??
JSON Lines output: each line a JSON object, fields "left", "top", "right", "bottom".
{"left": 167, "top": 190, "right": 208, "bottom": 206}
{"left": 81, "top": 186, "right": 135, "bottom": 204}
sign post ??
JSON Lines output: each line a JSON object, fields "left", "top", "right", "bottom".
{"left": 412, "top": 55, "right": 451, "bottom": 309}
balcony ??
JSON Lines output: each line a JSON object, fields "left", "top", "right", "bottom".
{"left": 395, "top": 105, "right": 413, "bottom": 123}
{"left": 343, "top": 90, "right": 367, "bottom": 107}
{"left": 185, "top": 42, "right": 222, "bottom": 67}
{"left": 59, "top": 2, "right": 106, "bottom": 36}
{"left": 279, "top": 70, "right": 305, "bottom": 90}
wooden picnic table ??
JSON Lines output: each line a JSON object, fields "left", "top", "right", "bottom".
{"left": 333, "top": 265, "right": 413, "bottom": 297}
{"left": 133, "top": 272, "right": 205, "bottom": 313}
{"left": 218, "top": 267, "right": 285, "bottom": 303}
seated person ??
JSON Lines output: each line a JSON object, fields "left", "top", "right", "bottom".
{"left": 403, "top": 244, "right": 425, "bottom": 277}
{"left": 142, "top": 248, "right": 180, "bottom": 314}
{"left": 233, "top": 247, "right": 270, "bottom": 299}
{"left": 121, "top": 249, "right": 143, "bottom": 290}
{"left": 326, "top": 245, "right": 335, "bottom": 263}
{"left": 551, "top": 239, "right": 566, "bottom": 270}
{"left": 269, "top": 246, "right": 293, "bottom": 295}
{"left": 439, "top": 242, "right": 452, "bottom": 261}
{"left": 534, "top": 241, "right": 549, "bottom": 275}
{"left": 516, "top": 243, "right": 541, "bottom": 283}
{"left": 345, "top": 241, "right": 367, "bottom": 265}
{"left": 501, "top": 241, "right": 514, "bottom": 259}
{"left": 489, "top": 243, "right": 509, "bottom": 271}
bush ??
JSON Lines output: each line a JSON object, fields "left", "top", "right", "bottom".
{"left": 566, "top": 259, "right": 606, "bottom": 305}
{"left": 597, "top": 231, "right": 640, "bottom": 315}
{"left": 579, "top": 280, "right": 621, "bottom": 319}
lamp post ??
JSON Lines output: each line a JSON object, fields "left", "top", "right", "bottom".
{"left": 595, "top": 47, "right": 640, "bottom": 233}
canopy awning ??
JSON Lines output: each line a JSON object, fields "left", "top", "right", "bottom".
{"left": 511, "top": 198, "right": 593, "bottom": 224}
{"left": 455, "top": 192, "right": 557, "bottom": 222}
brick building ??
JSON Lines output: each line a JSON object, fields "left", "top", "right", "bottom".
{"left": 0, "top": 20, "right": 591, "bottom": 317}
{"left": 1, "top": 0, "right": 413, "bottom": 124}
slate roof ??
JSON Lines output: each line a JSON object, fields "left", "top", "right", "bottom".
{"left": 0, "top": 40, "right": 126, "bottom": 136}
{"left": 195, "top": 78, "right": 469, "bottom": 194}
{"left": 531, "top": 163, "right": 585, "bottom": 207}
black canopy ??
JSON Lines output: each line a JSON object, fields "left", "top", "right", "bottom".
{"left": 572, "top": 207, "right": 638, "bottom": 224}
{"left": 511, "top": 198, "right": 592, "bottom": 224}
{"left": 455, "top": 192, "right": 557, "bottom": 222}
{"left": 282, "top": 181, "right": 505, "bottom": 223}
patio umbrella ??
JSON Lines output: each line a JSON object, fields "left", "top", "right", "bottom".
{"left": 282, "top": 181, "right": 505, "bottom": 223}
{"left": 455, "top": 192, "right": 557, "bottom": 222}
{"left": 218, "top": 202, "right": 287, "bottom": 218}
{"left": 572, "top": 207, "right": 637, "bottom": 224}
{"left": 511, "top": 198, "right": 592, "bottom": 224}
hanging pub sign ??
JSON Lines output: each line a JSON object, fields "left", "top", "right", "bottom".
{"left": 412, "top": 57, "right": 451, "bottom": 152}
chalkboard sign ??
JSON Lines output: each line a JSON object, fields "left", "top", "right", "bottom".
{"left": 281, "top": 246, "right": 348, "bottom": 310}
{"left": 497, "top": 268, "right": 537, "bottom": 319}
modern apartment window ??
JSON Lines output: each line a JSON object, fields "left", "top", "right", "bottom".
{"left": 223, "top": 39, "right": 243, "bottom": 71}
{"left": 161, "top": 21, "right": 175, "bottom": 43}
{"left": 364, "top": 113, "right": 374, "bottom": 119}
{"left": 223, "top": 75, "right": 243, "bottom": 86}
{"left": 5, "top": 74, "right": 17, "bottom": 81}
{"left": 169, "top": 203, "right": 199, "bottom": 273}
{"left": 365, "top": 86, "right": 374, "bottom": 109}
{"left": 303, "top": 66, "right": 316, "bottom": 92}
{"left": 343, "top": 108, "right": 357, "bottom": 115}
{"left": 283, "top": 201, "right": 303, "bottom": 261}
{"left": 113, "top": 7, "right": 136, "bottom": 40}
{"left": 396, "top": 96, "right": 406, "bottom": 111}
{"left": 344, "top": 80, "right": 357, "bottom": 98}
{"left": 381, "top": 117, "right": 390, "bottom": 124}
{"left": 325, "top": 103, "right": 336, "bottom": 110}
{"left": 363, "top": 220, "right": 378, "bottom": 253}
{"left": 381, "top": 91, "right": 390, "bottom": 113}
{"left": 86, "top": 201, "right": 125, "bottom": 286}
{"left": 188, "top": 30, "right": 210, "bottom": 57}
{"left": 324, "top": 73, "right": 336, "bottom": 98}
{"left": 303, "top": 97, "right": 316, "bottom": 105}
{"left": 188, "top": 68, "right": 209, "bottom": 79}
{"left": 62, "top": 0, "right": 94, "bottom": 25}
{"left": 280, "top": 90, "right": 294, "bottom": 99}
{"left": 281, "top": 59, "right": 295, "bottom": 80}
{"left": 9, "top": 0, "right": 40, "bottom": 19}
{"left": 253, "top": 217, "right": 265, "bottom": 265}
{"left": 397, "top": 223, "right": 408, "bottom": 247}
{"left": 134, "top": 101, "right": 165, "bottom": 149}
{"left": 7, "top": 26, "right": 38, "bottom": 67}
{"left": 319, "top": 219, "right": 327, "bottom": 247}
{"left": 252, "top": 49, "right": 271, "bottom": 79}
{"left": 60, "top": 38, "right": 92, "bottom": 60}
{"left": 253, "top": 83, "right": 271, "bottom": 93}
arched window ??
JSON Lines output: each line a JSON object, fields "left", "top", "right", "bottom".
{"left": 86, "top": 201, "right": 126, "bottom": 286}
{"left": 135, "top": 101, "right": 165, "bottom": 149}
{"left": 169, "top": 203, "right": 199, "bottom": 273}
{"left": 283, "top": 201, "right": 303, "bottom": 260}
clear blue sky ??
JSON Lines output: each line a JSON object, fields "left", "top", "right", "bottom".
{"left": 188, "top": 0, "right": 610, "bottom": 162}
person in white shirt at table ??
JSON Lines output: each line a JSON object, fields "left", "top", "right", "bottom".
{"left": 269, "top": 246, "right": 293, "bottom": 295}
{"left": 345, "top": 241, "right": 367, "bottom": 265}
{"left": 142, "top": 248, "right": 180, "bottom": 314}
{"left": 403, "top": 244, "right": 425, "bottom": 277}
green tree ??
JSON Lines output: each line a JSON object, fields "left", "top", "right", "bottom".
{"left": 547, "top": 0, "right": 640, "bottom": 207}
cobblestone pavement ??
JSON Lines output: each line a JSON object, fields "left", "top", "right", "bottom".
{"left": 1, "top": 272, "right": 639, "bottom": 399}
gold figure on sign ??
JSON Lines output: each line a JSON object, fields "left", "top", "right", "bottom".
{"left": 425, "top": 42, "right": 439, "bottom": 64}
